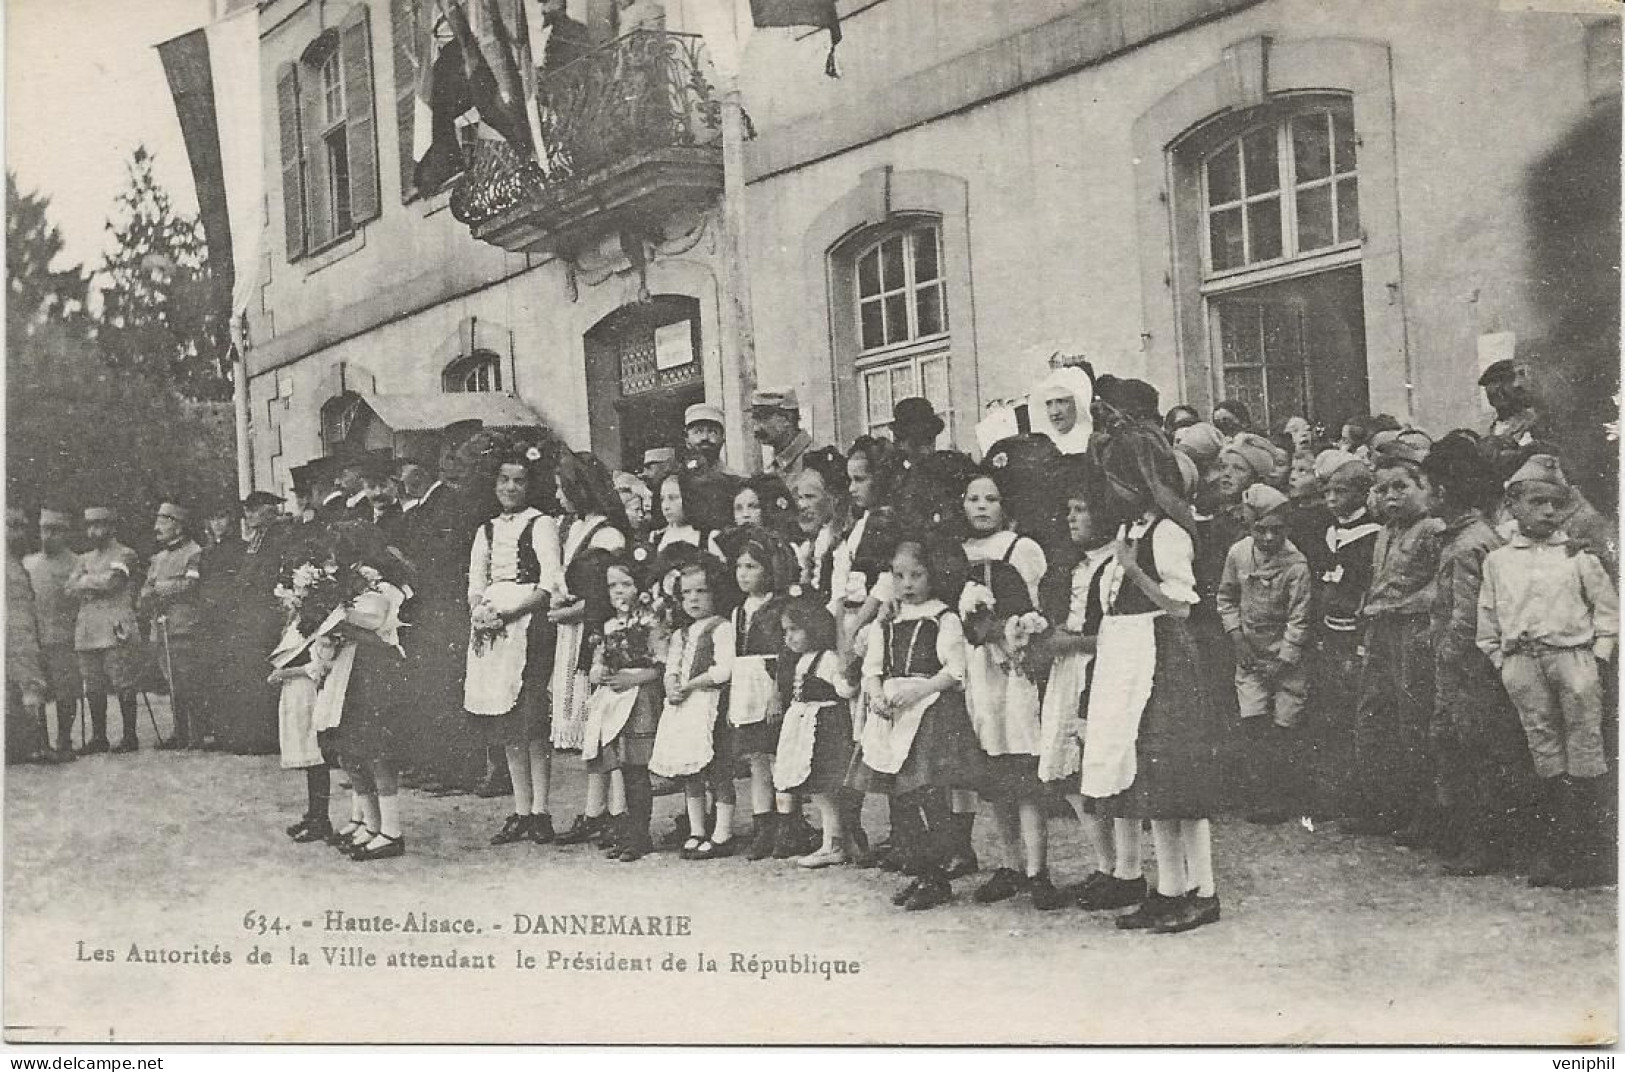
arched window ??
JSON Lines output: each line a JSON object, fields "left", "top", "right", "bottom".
{"left": 443, "top": 349, "right": 504, "bottom": 392}
{"left": 1176, "top": 95, "right": 1369, "bottom": 436}
{"left": 1202, "top": 102, "right": 1360, "bottom": 275}
{"left": 848, "top": 219, "right": 952, "bottom": 441}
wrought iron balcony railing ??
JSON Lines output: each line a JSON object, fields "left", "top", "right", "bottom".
{"left": 451, "top": 29, "right": 723, "bottom": 238}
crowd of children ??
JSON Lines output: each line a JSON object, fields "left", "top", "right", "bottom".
{"left": 259, "top": 366, "right": 1617, "bottom": 931}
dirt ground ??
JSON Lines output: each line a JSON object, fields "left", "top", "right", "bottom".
{"left": 3, "top": 699, "right": 1617, "bottom": 1046}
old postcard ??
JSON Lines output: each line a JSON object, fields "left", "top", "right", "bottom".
{"left": 4, "top": 0, "right": 1619, "bottom": 1047}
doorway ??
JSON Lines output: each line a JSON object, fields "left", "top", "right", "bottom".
{"left": 583, "top": 295, "right": 705, "bottom": 471}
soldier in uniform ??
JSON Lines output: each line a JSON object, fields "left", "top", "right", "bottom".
{"left": 681, "top": 402, "right": 740, "bottom": 478}
{"left": 753, "top": 389, "right": 815, "bottom": 481}
{"left": 66, "top": 505, "right": 143, "bottom": 754}
{"left": 24, "top": 507, "right": 83, "bottom": 759}
{"left": 139, "top": 502, "right": 205, "bottom": 750}
{"left": 1479, "top": 358, "right": 1553, "bottom": 482}
{"left": 8, "top": 505, "right": 61, "bottom": 765}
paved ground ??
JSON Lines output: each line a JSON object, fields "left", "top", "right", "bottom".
{"left": 3, "top": 701, "right": 1617, "bottom": 1046}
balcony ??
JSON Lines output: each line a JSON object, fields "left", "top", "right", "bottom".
{"left": 451, "top": 29, "right": 724, "bottom": 256}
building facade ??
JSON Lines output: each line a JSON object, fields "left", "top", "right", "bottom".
{"left": 242, "top": 0, "right": 1620, "bottom": 491}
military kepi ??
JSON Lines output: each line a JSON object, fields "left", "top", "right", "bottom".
{"left": 1505, "top": 453, "right": 1569, "bottom": 490}
{"left": 84, "top": 506, "right": 117, "bottom": 522}
{"left": 156, "top": 502, "right": 189, "bottom": 523}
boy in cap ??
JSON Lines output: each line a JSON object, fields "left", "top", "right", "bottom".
{"left": 1217, "top": 483, "right": 1313, "bottom": 824}
{"left": 1423, "top": 435, "right": 1529, "bottom": 876}
{"left": 24, "top": 507, "right": 84, "bottom": 758}
{"left": 66, "top": 506, "right": 142, "bottom": 754}
{"left": 140, "top": 502, "right": 205, "bottom": 749}
{"left": 1478, "top": 455, "right": 1618, "bottom": 887}
{"left": 1307, "top": 451, "right": 1380, "bottom": 816}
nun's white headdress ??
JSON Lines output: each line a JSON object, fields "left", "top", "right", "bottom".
{"left": 1030, "top": 366, "right": 1094, "bottom": 455}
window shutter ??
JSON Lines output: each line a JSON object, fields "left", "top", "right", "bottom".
{"left": 299, "top": 49, "right": 334, "bottom": 250}
{"left": 389, "top": 0, "right": 421, "bottom": 202}
{"left": 342, "top": 4, "right": 381, "bottom": 225}
{"left": 276, "top": 62, "right": 307, "bottom": 260}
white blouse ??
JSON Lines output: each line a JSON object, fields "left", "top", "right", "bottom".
{"left": 667, "top": 616, "right": 732, "bottom": 688}
{"left": 827, "top": 512, "right": 894, "bottom": 615}
{"left": 467, "top": 508, "right": 563, "bottom": 603}
{"left": 862, "top": 599, "right": 968, "bottom": 684}
{"left": 963, "top": 530, "right": 1048, "bottom": 608}
{"left": 1116, "top": 515, "right": 1199, "bottom": 608}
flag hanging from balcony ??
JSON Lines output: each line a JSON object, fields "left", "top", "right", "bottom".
{"left": 413, "top": 17, "right": 474, "bottom": 192}
{"left": 749, "top": 0, "right": 843, "bottom": 77}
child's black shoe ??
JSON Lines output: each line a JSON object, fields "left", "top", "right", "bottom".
{"left": 972, "top": 868, "right": 1025, "bottom": 904}
{"left": 554, "top": 814, "right": 598, "bottom": 846}
{"left": 745, "top": 814, "right": 777, "bottom": 860}
{"left": 1152, "top": 893, "right": 1221, "bottom": 934}
{"left": 1028, "top": 871, "right": 1069, "bottom": 910}
{"left": 903, "top": 876, "right": 953, "bottom": 911}
{"left": 1114, "top": 891, "right": 1180, "bottom": 930}
{"left": 491, "top": 813, "right": 530, "bottom": 846}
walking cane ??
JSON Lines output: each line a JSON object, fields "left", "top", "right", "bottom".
{"left": 153, "top": 616, "right": 177, "bottom": 746}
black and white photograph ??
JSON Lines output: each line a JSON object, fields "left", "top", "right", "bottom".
{"left": 3, "top": 0, "right": 1620, "bottom": 1049}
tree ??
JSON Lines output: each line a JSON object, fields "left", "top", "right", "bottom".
{"left": 97, "top": 145, "right": 231, "bottom": 401}
{"left": 6, "top": 165, "right": 236, "bottom": 536}
{"left": 6, "top": 171, "right": 90, "bottom": 351}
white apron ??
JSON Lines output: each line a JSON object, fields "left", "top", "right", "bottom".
{"left": 307, "top": 585, "right": 406, "bottom": 734}
{"left": 728, "top": 654, "right": 779, "bottom": 727}
{"left": 772, "top": 654, "right": 828, "bottom": 789}
{"left": 464, "top": 580, "right": 535, "bottom": 716}
{"left": 965, "top": 647, "right": 1042, "bottom": 757}
{"left": 1079, "top": 613, "right": 1158, "bottom": 799}
{"left": 277, "top": 675, "right": 323, "bottom": 769}
{"left": 858, "top": 677, "right": 933, "bottom": 776}
{"left": 581, "top": 685, "right": 641, "bottom": 763}
{"left": 1037, "top": 649, "right": 1091, "bottom": 782}
{"left": 648, "top": 688, "right": 719, "bottom": 778}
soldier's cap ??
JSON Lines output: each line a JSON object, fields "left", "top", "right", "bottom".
{"left": 83, "top": 506, "right": 117, "bottom": 523}
{"left": 241, "top": 491, "right": 284, "bottom": 510}
{"left": 1313, "top": 449, "right": 1369, "bottom": 483}
{"left": 156, "top": 502, "right": 189, "bottom": 523}
{"left": 750, "top": 388, "right": 800, "bottom": 414}
{"left": 1505, "top": 453, "right": 1570, "bottom": 491}
{"left": 38, "top": 507, "right": 72, "bottom": 527}
{"left": 1240, "top": 483, "right": 1290, "bottom": 519}
{"left": 684, "top": 402, "right": 725, "bottom": 428}
{"left": 642, "top": 446, "right": 676, "bottom": 466}
{"left": 1477, "top": 359, "right": 1522, "bottom": 387}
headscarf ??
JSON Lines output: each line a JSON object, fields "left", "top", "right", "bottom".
{"left": 1029, "top": 366, "right": 1095, "bottom": 456}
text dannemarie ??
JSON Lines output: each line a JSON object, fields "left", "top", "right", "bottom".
{"left": 322, "top": 910, "right": 694, "bottom": 937}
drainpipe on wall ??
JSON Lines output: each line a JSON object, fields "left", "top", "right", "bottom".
{"left": 233, "top": 316, "right": 253, "bottom": 497}
{"left": 717, "top": 86, "right": 759, "bottom": 475}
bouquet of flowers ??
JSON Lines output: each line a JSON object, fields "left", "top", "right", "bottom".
{"left": 470, "top": 579, "right": 545, "bottom": 656}
{"left": 275, "top": 560, "right": 384, "bottom": 638}
{"left": 1004, "top": 611, "right": 1052, "bottom": 681}
{"left": 598, "top": 604, "right": 662, "bottom": 672}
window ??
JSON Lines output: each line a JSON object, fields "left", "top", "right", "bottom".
{"left": 1187, "top": 98, "right": 1370, "bottom": 435}
{"left": 856, "top": 226, "right": 947, "bottom": 351}
{"left": 277, "top": 5, "right": 381, "bottom": 260}
{"left": 443, "top": 350, "right": 504, "bottom": 393}
{"left": 1202, "top": 105, "right": 1359, "bottom": 275}
{"left": 852, "top": 222, "right": 952, "bottom": 442}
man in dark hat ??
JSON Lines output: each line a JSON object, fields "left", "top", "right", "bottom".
{"left": 290, "top": 461, "right": 330, "bottom": 526}
{"left": 1478, "top": 358, "right": 1552, "bottom": 480}
{"left": 220, "top": 491, "right": 292, "bottom": 754}
{"left": 890, "top": 397, "right": 974, "bottom": 536}
{"left": 140, "top": 502, "right": 205, "bottom": 749}
{"left": 358, "top": 452, "right": 406, "bottom": 541}
{"left": 752, "top": 389, "right": 814, "bottom": 481}
{"left": 65, "top": 506, "right": 142, "bottom": 754}
{"left": 397, "top": 426, "right": 488, "bottom": 790}
{"left": 319, "top": 452, "right": 368, "bottom": 523}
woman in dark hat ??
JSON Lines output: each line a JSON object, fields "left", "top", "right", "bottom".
{"left": 1079, "top": 411, "right": 1223, "bottom": 934}
{"left": 890, "top": 397, "right": 973, "bottom": 538}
